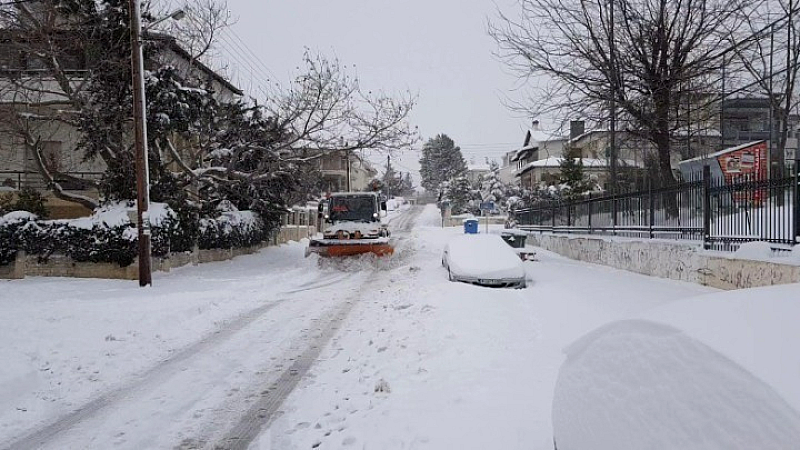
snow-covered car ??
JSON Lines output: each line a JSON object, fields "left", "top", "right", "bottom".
{"left": 552, "top": 284, "right": 800, "bottom": 450}
{"left": 442, "top": 234, "right": 527, "bottom": 288}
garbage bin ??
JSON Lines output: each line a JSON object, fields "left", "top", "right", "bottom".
{"left": 501, "top": 230, "right": 527, "bottom": 248}
{"left": 463, "top": 218, "right": 479, "bottom": 234}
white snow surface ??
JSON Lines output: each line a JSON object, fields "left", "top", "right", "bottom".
{"left": 0, "top": 210, "right": 37, "bottom": 225}
{"left": 47, "top": 201, "right": 176, "bottom": 230}
{"left": 3, "top": 204, "right": 780, "bottom": 450}
{"left": 257, "top": 206, "right": 716, "bottom": 450}
{"left": 553, "top": 284, "right": 800, "bottom": 450}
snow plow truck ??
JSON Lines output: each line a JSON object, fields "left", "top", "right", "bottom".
{"left": 306, "top": 192, "right": 393, "bottom": 257}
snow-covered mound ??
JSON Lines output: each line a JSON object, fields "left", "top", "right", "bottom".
{"left": 49, "top": 201, "right": 176, "bottom": 230}
{"left": 444, "top": 233, "right": 524, "bottom": 280}
{"left": 553, "top": 284, "right": 800, "bottom": 450}
{"left": 0, "top": 211, "right": 37, "bottom": 225}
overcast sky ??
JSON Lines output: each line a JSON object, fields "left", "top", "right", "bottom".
{"left": 208, "top": 0, "right": 531, "bottom": 176}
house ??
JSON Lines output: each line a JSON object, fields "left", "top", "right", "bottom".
{"left": 0, "top": 11, "right": 242, "bottom": 217}
{"left": 317, "top": 150, "right": 377, "bottom": 193}
{"left": 517, "top": 156, "right": 642, "bottom": 190}
{"left": 720, "top": 97, "right": 799, "bottom": 165}
{"left": 515, "top": 121, "right": 646, "bottom": 190}
{"left": 465, "top": 159, "right": 490, "bottom": 185}
{"left": 507, "top": 121, "right": 568, "bottom": 189}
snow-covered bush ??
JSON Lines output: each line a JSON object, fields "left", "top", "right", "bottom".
{"left": 0, "top": 212, "right": 37, "bottom": 265}
{"left": 198, "top": 206, "right": 266, "bottom": 250}
{"left": 0, "top": 201, "right": 270, "bottom": 267}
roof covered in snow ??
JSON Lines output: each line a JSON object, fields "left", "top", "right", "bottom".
{"left": 516, "top": 157, "right": 642, "bottom": 175}
{"left": 680, "top": 140, "right": 765, "bottom": 164}
{"left": 510, "top": 129, "right": 568, "bottom": 162}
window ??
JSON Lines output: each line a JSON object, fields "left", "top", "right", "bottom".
{"left": 0, "top": 45, "right": 23, "bottom": 71}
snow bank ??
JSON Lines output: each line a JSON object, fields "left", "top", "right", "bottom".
{"left": 732, "top": 241, "right": 796, "bottom": 263}
{"left": 49, "top": 202, "right": 176, "bottom": 230}
{"left": 0, "top": 211, "right": 37, "bottom": 225}
{"left": 553, "top": 284, "right": 800, "bottom": 450}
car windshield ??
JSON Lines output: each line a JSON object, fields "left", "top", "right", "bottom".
{"left": 328, "top": 196, "right": 376, "bottom": 222}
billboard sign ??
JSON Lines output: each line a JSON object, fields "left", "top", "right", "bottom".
{"left": 716, "top": 141, "right": 767, "bottom": 205}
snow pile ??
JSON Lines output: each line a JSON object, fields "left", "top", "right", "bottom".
{"left": 0, "top": 211, "right": 37, "bottom": 225}
{"left": 553, "top": 284, "right": 800, "bottom": 450}
{"left": 52, "top": 201, "right": 176, "bottom": 231}
{"left": 733, "top": 241, "right": 777, "bottom": 261}
{"left": 725, "top": 241, "right": 800, "bottom": 265}
{"left": 198, "top": 202, "right": 264, "bottom": 249}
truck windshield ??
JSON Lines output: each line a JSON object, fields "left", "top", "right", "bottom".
{"left": 329, "top": 196, "right": 377, "bottom": 222}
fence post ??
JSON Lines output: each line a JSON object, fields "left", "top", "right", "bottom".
{"left": 795, "top": 158, "right": 800, "bottom": 245}
{"left": 587, "top": 193, "right": 593, "bottom": 234}
{"left": 551, "top": 202, "right": 556, "bottom": 232}
{"left": 703, "top": 165, "right": 711, "bottom": 250}
{"left": 612, "top": 185, "right": 618, "bottom": 235}
{"left": 566, "top": 200, "right": 572, "bottom": 229}
{"left": 648, "top": 179, "right": 654, "bottom": 240}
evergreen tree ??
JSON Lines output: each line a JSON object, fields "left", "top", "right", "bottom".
{"left": 479, "top": 160, "right": 506, "bottom": 208}
{"left": 558, "top": 148, "right": 594, "bottom": 198}
{"left": 419, "top": 134, "right": 467, "bottom": 192}
{"left": 440, "top": 176, "right": 476, "bottom": 215}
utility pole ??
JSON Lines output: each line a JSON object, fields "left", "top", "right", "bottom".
{"left": 386, "top": 154, "right": 391, "bottom": 198}
{"left": 609, "top": 0, "right": 618, "bottom": 230}
{"left": 129, "top": 0, "right": 151, "bottom": 286}
{"left": 769, "top": 23, "right": 775, "bottom": 179}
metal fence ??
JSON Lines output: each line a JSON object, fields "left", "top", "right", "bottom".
{"left": 515, "top": 165, "right": 800, "bottom": 251}
{"left": 0, "top": 170, "right": 103, "bottom": 191}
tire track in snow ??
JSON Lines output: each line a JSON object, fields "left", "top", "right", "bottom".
{"left": 4, "top": 298, "right": 295, "bottom": 450}
{"left": 212, "top": 297, "right": 359, "bottom": 450}
{"left": 207, "top": 207, "right": 423, "bottom": 449}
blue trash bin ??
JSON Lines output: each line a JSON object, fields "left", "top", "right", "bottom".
{"left": 463, "top": 218, "right": 479, "bottom": 234}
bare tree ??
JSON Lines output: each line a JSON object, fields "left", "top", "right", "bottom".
{"left": 0, "top": 0, "right": 101, "bottom": 208}
{"left": 731, "top": 0, "right": 800, "bottom": 175}
{"left": 490, "top": 0, "right": 762, "bottom": 193}
{"left": 157, "top": 51, "right": 417, "bottom": 213}
{"left": 163, "top": 0, "right": 232, "bottom": 65}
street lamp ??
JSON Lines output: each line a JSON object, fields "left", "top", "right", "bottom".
{"left": 148, "top": 9, "right": 186, "bottom": 28}
{"left": 128, "top": 2, "right": 185, "bottom": 286}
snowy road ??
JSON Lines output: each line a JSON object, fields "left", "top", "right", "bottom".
{"left": 0, "top": 205, "right": 715, "bottom": 449}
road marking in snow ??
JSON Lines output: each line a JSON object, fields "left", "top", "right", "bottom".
{"left": 5, "top": 298, "right": 291, "bottom": 450}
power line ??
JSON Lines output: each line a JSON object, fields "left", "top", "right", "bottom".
{"left": 222, "top": 26, "right": 279, "bottom": 86}
{"left": 215, "top": 33, "right": 273, "bottom": 96}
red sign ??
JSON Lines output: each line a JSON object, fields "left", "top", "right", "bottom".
{"left": 716, "top": 141, "right": 767, "bottom": 205}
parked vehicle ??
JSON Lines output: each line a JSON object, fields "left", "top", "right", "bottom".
{"left": 442, "top": 234, "right": 527, "bottom": 288}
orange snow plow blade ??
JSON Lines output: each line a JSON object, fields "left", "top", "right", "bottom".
{"left": 306, "top": 239, "right": 394, "bottom": 257}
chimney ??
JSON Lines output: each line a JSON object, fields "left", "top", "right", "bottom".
{"left": 531, "top": 120, "right": 540, "bottom": 131}
{"left": 570, "top": 120, "right": 585, "bottom": 139}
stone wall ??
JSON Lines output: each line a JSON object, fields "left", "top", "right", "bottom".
{"left": 1, "top": 225, "right": 315, "bottom": 281}
{"left": 528, "top": 233, "right": 800, "bottom": 290}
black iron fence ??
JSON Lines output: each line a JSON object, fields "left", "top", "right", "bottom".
{"left": 0, "top": 170, "right": 103, "bottom": 191}
{"left": 515, "top": 165, "right": 800, "bottom": 251}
